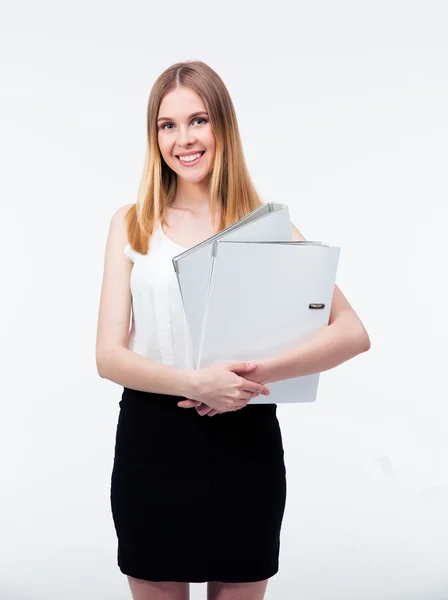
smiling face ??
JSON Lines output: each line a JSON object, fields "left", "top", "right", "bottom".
{"left": 157, "top": 86, "right": 216, "bottom": 184}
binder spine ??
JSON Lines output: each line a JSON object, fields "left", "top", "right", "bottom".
{"left": 197, "top": 245, "right": 218, "bottom": 366}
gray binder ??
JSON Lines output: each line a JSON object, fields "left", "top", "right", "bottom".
{"left": 197, "top": 240, "right": 340, "bottom": 404}
{"left": 172, "top": 202, "right": 292, "bottom": 366}
{"left": 172, "top": 202, "right": 341, "bottom": 404}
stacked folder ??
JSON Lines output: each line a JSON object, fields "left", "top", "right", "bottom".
{"left": 171, "top": 202, "right": 341, "bottom": 404}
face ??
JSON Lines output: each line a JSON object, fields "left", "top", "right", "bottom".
{"left": 157, "top": 86, "right": 216, "bottom": 183}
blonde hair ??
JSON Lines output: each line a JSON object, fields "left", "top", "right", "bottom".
{"left": 126, "top": 60, "right": 264, "bottom": 253}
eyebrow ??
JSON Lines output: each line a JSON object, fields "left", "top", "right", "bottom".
{"left": 157, "top": 111, "right": 209, "bottom": 123}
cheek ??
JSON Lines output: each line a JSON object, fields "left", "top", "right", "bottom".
{"left": 207, "top": 146, "right": 216, "bottom": 165}
{"left": 208, "top": 138, "right": 216, "bottom": 158}
{"left": 157, "top": 137, "right": 169, "bottom": 157}
{"left": 200, "top": 128, "right": 215, "bottom": 154}
{"left": 159, "top": 146, "right": 172, "bottom": 165}
{"left": 204, "top": 136, "right": 216, "bottom": 159}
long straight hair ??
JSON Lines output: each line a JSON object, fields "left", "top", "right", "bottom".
{"left": 126, "top": 60, "right": 264, "bottom": 253}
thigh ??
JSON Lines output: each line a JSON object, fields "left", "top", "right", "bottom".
{"left": 207, "top": 579, "right": 269, "bottom": 600}
{"left": 128, "top": 576, "right": 190, "bottom": 600}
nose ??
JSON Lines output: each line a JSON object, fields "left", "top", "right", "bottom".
{"left": 176, "top": 125, "right": 195, "bottom": 148}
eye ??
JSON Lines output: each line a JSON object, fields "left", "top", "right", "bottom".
{"left": 160, "top": 117, "right": 208, "bottom": 131}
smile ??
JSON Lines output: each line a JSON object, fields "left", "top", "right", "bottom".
{"left": 175, "top": 151, "right": 206, "bottom": 166}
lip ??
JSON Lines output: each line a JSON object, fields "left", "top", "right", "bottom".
{"left": 175, "top": 151, "right": 205, "bottom": 167}
{"left": 176, "top": 150, "right": 205, "bottom": 157}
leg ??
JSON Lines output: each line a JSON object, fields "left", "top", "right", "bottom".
{"left": 207, "top": 579, "right": 269, "bottom": 600}
{"left": 127, "top": 575, "right": 190, "bottom": 600}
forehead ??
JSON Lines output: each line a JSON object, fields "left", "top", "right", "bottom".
{"left": 158, "top": 87, "right": 206, "bottom": 119}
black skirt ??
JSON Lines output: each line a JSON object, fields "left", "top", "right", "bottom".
{"left": 110, "top": 387, "right": 287, "bottom": 583}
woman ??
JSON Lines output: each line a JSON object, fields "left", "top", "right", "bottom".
{"left": 96, "top": 60, "right": 370, "bottom": 600}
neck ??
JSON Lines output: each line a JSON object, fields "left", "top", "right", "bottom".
{"left": 172, "top": 176, "right": 215, "bottom": 211}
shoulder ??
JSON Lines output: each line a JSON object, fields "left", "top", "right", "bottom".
{"left": 108, "top": 203, "right": 135, "bottom": 239}
{"left": 101, "top": 204, "right": 135, "bottom": 262}
{"left": 290, "top": 220, "right": 307, "bottom": 241}
{"left": 110, "top": 203, "right": 135, "bottom": 226}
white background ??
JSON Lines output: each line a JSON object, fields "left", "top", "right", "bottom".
{"left": 1, "top": 1, "right": 447, "bottom": 598}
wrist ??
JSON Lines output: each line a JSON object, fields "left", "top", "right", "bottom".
{"left": 255, "top": 359, "right": 274, "bottom": 385}
{"left": 177, "top": 369, "right": 197, "bottom": 398}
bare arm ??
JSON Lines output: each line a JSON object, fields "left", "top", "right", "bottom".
{"left": 95, "top": 204, "right": 194, "bottom": 397}
{"left": 259, "top": 313, "right": 369, "bottom": 384}
{"left": 97, "top": 347, "right": 192, "bottom": 396}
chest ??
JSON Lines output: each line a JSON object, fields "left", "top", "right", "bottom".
{"left": 163, "top": 209, "right": 221, "bottom": 248}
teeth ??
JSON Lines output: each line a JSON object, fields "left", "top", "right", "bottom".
{"left": 178, "top": 152, "right": 202, "bottom": 162}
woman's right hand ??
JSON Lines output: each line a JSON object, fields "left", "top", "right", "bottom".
{"left": 183, "top": 360, "right": 271, "bottom": 413}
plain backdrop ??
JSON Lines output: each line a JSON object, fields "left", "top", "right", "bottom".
{"left": 1, "top": 1, "right": 447, "bottom": 599}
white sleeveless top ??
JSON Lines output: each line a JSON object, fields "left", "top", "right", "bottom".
{"left": 124, "top": 221, "right": 195, "bottom": 370}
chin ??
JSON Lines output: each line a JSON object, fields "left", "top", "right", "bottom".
{"left": 182, "top": 174, "right": 208, "bottom": 183}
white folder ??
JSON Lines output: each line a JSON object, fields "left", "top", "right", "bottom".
{"left": 197, "top": 240, "right": 340, "bottom": 404}
{"left": 172, "top": 202, "right": 293, "bottom": 364}
{"left": 172, "top": 202, "right": 341, "bottom": 404}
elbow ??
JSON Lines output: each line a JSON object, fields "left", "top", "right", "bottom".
{"left": 361, "top": 336, "right": 371, "bottom": 353}
{"left": 343, "top": 317, "right": 370, "bottom": 354}
{"left": 356, "top": 327, "right": 371, "bottom": 353}
{"left": 96, "top": 345, "right": 126, "bottom": 378}
{"left": 96, "top": 354, "right": 107, "bottom": 378}
{"left": 96, "top": 348, "right": 112, "bottom": 378}
{"left": 338, "top": 315, "right": 371, "bottom": 354}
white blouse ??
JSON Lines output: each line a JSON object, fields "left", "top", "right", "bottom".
{"left": 124, "top": 221, "right": 195, "bottom": 370}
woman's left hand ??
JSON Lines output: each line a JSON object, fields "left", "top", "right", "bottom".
{"left": 177, "top": 398, "right": 219, "bottom": 416}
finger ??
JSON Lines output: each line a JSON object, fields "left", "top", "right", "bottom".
{"left": 178, "top": 399, "right": 201, "bottom": 408}
{"left": 196, "top": 403, "right": 213, "bottom": 416}
{"left": 199, "top": 406, "right": 218, "bottom": 416}
{"left": 241, "top": 380, "right": 269, "bottom": 396}
{"left": 228, "top": 360, "right": 258, "bottom": 372}
{"left": 243, "top": 386, "right": 264, "bottom": 396}
{"left": 252, "top": 384, "right": 270, "bottom": 395}
{"left": 241, "top": 390, "right": 258, "bottom": 402}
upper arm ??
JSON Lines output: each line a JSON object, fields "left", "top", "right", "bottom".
{"left": 290, "top": 221, "right": 369, "bottom": 342}
{"left": 96, "top": 204, "right": 134, "bottom": 366}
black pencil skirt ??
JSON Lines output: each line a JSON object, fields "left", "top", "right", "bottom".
{"left": 110, "top": 387, "right": 287, "bottom": 583}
